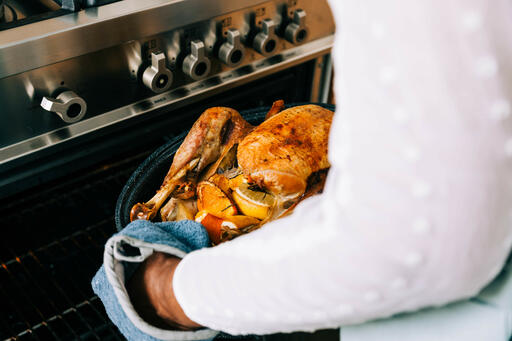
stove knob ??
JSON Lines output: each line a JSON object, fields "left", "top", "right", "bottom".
{"left": 253, "top": 19, "right": 278, "bottom": 57}
{"left": 218, "top": 29, "right": 245, "bottom": 67}
{"left": 142, "top": 52, "right": 173, "bottom": 93}
{"left": 284, "top": 9, "right": 308, "bottom": 44}
{"left": 182, "top": 40, "right": 211, "bottom": 81}
{"left": 40, "top": 90, "right": 87, "bottom": 124}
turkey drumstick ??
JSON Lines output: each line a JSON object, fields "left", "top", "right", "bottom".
{"left": 130, "top": 107, "right": 253, "bottom": 222}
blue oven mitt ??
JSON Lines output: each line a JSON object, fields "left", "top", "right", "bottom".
{"left": 91, "top": 219, "right": 219, "bottom": 341}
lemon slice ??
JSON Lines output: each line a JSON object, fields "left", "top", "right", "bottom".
{"left": 232, "top": 183, "right": 275, "bottom": 220}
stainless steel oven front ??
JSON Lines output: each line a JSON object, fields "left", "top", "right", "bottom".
{"left": 0, "top": 1, "right": 336, "bottom": 339}
{"left": 0, "top": 0, "right": 334, "bottom": 198}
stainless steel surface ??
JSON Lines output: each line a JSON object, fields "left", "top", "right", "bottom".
{"left": 319, "top": 53, "right": 333, "bottom": 103}
{"left": 0, "top": 2, "right": 337, "bottom": 338}
{"left": 309, "top": 53, "right": 333, "bottom": 103}
{"left": 1, "top": 34, "right": 334, "bottom": 166}
{"left": 142, "top": 51, "right": 173, "bottom": 93}
{"left": 253, "top": 19, "right": 278, "bottom": 57}
{"left": 0, "top": 0, "right": 269, "bottom": 78}
{"left": 182, "top": 40, "right": 211, "bottom": 81}
{"left": 0, "top": 0, "right": 335, "bottom": 169}
{"left": 40, "top": 90, "right": 87, "bottom": 123}
{"left": 285, "top": 9, "right": 307, "bottom": 44}
{"left": 218, "top": 28, "right": 245, "bottom": 67}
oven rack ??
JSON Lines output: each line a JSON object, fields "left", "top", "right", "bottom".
{"left": 0, "top": 116, "right": 339, "bottom": 341}
{"left": 0, "top": 150, "right": 145, "bottom": 340}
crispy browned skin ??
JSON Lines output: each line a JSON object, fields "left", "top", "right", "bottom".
{"left": 167, "top": 107, "right": 252, "bottom": 181}
{"left": 130, "top": 107, "right": 253, "bottom": 221}
{"left": 237, "top": 105, "right": 333, "bottom": 198}
{"left": 130, "top": 103, "right": 332, "bottom": 224}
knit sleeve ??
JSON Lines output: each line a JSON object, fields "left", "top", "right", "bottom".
{"left": 173, "top": 0, "right": 512, "bottom": 335}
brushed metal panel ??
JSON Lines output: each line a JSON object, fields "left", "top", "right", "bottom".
{"left": 0, "top": 0, "right": 335, "bottom": 167}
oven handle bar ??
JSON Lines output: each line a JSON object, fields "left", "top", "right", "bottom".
{"left": 0, "top": 35, "right": 333, "bottom": 167}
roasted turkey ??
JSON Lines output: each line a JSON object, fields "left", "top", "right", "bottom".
{"left": 238, "top": 104, "right": 332, "bottom": 199}
{"left": 130, "top": 101, "right": 334, "bottom": 244}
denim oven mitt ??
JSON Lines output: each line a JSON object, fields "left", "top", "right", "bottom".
{"left": 91, "top": 219, "right": 219, "bottom": 341}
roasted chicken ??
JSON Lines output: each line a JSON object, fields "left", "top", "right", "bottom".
{"left": 238, "top": 104, "right": 332, "bottom": 199}
{"left": 130, "top": 101, "right": 334, "bottom": 244}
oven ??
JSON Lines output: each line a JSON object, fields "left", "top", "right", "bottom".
{"left": 0, "top": 0, "right": 337, "bottom": 340}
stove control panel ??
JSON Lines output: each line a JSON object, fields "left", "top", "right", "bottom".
{"left": 182, "top": 40, "right": 212, "bottom": 81}
{"left": 40, "top": 90, "right": 87, "bottom": 123}
{"left": 142, "top": 52, "right": 173, "bottom": 93}
{"left": 252, "top": 18, "right": 279, "bottom": 57}
{"left": 284, "top": 9, "right": 308, "bottom": 44}
{"left": 218, "top": 29, "right": 245, "bottom": 67}
{"left": 0, "top": 0, "right": 334, "bottom": 172}
{"left": 136, "top": 1, "right": 325, "bottom": 94}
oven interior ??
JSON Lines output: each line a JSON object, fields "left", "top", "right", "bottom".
{"left": 0, "top": 63, "right": 339, "bottom": 341}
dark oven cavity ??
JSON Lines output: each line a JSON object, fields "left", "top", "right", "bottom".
{"left": 0, "top": 0, "right": 336, "bottom": 340}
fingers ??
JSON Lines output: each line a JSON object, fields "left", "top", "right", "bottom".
{"left": 126, "top": 253, "right": 201, "bottom": 330}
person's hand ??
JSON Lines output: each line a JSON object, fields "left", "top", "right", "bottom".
{"left": 126, "top": 252, "right": 202, "bottom": 331}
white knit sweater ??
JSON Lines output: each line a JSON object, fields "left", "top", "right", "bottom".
{"left": 173, "top": 0, "right": 512, "bottom": 335}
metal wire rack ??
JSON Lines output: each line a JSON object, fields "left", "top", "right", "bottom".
{"left": 0, "top": 132, "right": 339, "bottom": 341}
{"left": 0, "top": 148, "right": 147, "bottom": 341}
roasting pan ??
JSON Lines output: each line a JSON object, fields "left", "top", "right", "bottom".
{"left": 113, "top": 102, "right": 335, "bottom": 340}
{"left": 115, "top": 102, "right": 336, "bottom": 232}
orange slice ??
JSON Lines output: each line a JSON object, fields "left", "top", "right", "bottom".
{"left": 228, "top": 173, "right": 246, "bottom": 190}
{"left": 208, "top": 174, "right": 231, "bottom": 195}
{"left": 196, "top": 181, "right": 237, "bottom": 217}
{"left": 195, "top": 210, "right": 236, "bottom": 244}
